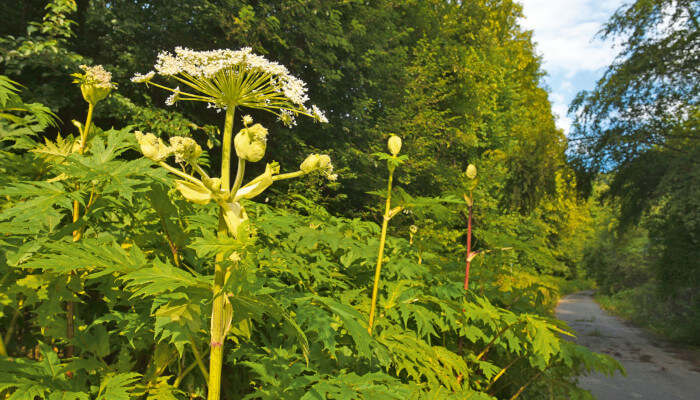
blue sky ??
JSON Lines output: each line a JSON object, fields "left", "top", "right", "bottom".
{"left": 519, "top": 0, "right": 624, "bottom": 135}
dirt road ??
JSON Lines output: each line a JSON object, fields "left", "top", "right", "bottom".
{"left": 555, "top": 290, "right": 700, "bottom": 400}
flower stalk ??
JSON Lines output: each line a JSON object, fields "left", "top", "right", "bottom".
{"left": 367, "top": 135, "right": 404, "bottom": 336}
{"left": 462, "top": 164, "right": 478, "bottom": 291}
{"left": 368, "top": 167, "right": 394, "bottom": 336}
{"left": 464, "top": 197, "right": 474, "bottom": 290}
{"left": 66, "top": 65, "right": 115, "bottom": 359}
{"left": 133, "top": 48, "right": 330, "bottom": 400}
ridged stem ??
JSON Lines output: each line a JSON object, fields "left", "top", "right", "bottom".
{"left": 463, "top": 200, "right": 473, "bottom": 290}
{"left": 66, "top": 102, "right": 94, "bottom": 359}
{"left": 367, "top": 169, "right": 394, "bottom": 335}
{"left": 208, "top": 107, "right": 235, "bottom": 400}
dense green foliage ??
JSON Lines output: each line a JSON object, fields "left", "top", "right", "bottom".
{"left": 0, "top": 1, "right": 626, "bottom": 399}
{"left": 571, "top": 0, "right": 699, "bottom": 344}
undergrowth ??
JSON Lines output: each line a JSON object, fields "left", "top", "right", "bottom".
{"left": 0, "top": 57, "right": 622, "bottom": 399}
{"left": 595, "top": 286, "right": 700, "bottom": 345}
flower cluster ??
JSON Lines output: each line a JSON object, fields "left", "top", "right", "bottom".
{"left": 171, "top": 136, "right": 203, "bottom": 163}
{"left": 72, "top": 64, "right": 116, "bottom": 105}
{"left": 132, "top": 47, "right": 328, "bottom": 125}
{"left": 77, "top": 65, "right": 115, "bottom": 89}
{"left": 135, "top": 131, "right": 202, "bottom": 164}
{"left": 135, "top": 131, "right": 171, "bottom": 162}
{"left": 131, "top": 71, "right": 155, "bottom": 83}
{"left": 300, "top": 154, "right": 337, "bottom": 181}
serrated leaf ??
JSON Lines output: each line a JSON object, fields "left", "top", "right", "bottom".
{"left": 96, "top": 373, "right": 141, "bottom": 400}
{"left": 120, "top": 257, "right": 209, "bottom": 298}
{"left": 313, "top": 296, "right": 372, "bottom": 359}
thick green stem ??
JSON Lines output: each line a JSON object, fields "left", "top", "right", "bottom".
{"left": 66, "top": 102, "right": 95, "bottom": 359}
{"left": 367, "top": 169, "right": 394, "bottom": 335}
{"left": 78, "top": 103, "right": 94, "bottom": 153}
{"left": 208, "top": 107, "right": 236, "bottom": 400}
{"left": 221, "top": 108, "right": 235, "bottom": 189}
{"left": 0, "top": 334, "right": 6, "bottom": 357}
{"left": 174, "top": 346, "right": 211, "bottom": 388}
{"left": 487, "top": 355, "right": 522, "bottom": 391}
{"left": 191, "top": 162, "right": 211, "bottom": 180}
{"left": 3, "top": 299, "right": 22, "bottom": 355}
{"left": 477, "top": 321, "right": 525, "bottom": 360}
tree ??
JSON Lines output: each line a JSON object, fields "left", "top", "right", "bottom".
{"left": 571, "top": 0, "right": 699, "bottom": 343}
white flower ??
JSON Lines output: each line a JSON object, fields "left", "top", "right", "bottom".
{"left": 310, "top": 104, "right": 328, "bottom": 123}
{"left": 78, "top": 65, "right": 115, "bottom": 89}
{"left": 278, "top": 109, "right": 297, "bottom": 127}
{"left": 165, "top": 86, "right": 181, "bottom": 106}
{"left": 133, "top": 47, "right": 328, "bottom": 123}
{"left": 73, "top": 64, "right": 116, "bottom": 105}
{"left": 131, "top": 71, "right": 155, "bottom": 83}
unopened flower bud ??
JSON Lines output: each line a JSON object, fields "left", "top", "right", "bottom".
{"left": 135, "top": 131, "right": 171, "bottom": 162}
{"left": 466, "top": 164, "right": 477, "bottom": 180}
{"left": 170, "top": 136, "right": 202, "bottom": 163}
{"left": 203, "top": 177, "right": 222, "bottom": 191}
{"left": 234, "top": 123, "right": 268, "bottom": 162}
{"left": 388, "top": 135, "right": 402, "bottom": 156}
{"left": 410, "top": 225, "right": 418, "bottom": 234}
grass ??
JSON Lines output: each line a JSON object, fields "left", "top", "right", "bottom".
{"left": 595, "top": 285, "right": 700, "bottom": 346}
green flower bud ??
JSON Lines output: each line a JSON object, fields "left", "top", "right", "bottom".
{"left": 388, "top": 135, "right": 402, "bottom": 156}
{"left": 170, "top": 136, "right": 203, "bottom": 163}
{"left": 203, "top": 176, "right": 222, "bottom": 191}
{"left": 135, "top": 131, "right": 172, "bottom": 162}
{"left": 466, "top": 164, "right": 477, "bottom": 180}
{"left": 234, "top": 123, "right": 268, "bottom": 162}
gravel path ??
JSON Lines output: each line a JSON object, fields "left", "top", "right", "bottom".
{"left": 555, "top": 290, "right": 700, "bottom": 400}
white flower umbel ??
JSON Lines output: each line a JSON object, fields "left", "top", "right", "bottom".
{"left": 131, "top": 71, "right": 155, "bottom": 83}
{"left": 133, "top": 47, "right": 329, "bottom": 126}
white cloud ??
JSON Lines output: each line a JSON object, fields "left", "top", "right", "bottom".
{"left": 550, "top": 93, "right": 572, "bottom": 134}
{"left": 519, "top": 0, "right": 624, "bottom": 134}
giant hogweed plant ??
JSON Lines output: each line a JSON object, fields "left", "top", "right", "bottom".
{"left": 0, "top": 68, "right": 174, "bottom": 397}
{"left": 130, "top": 47, "right": 332, "bottom": 400}
{"left": 0, "top": 56, "right": 623, "bottom": 400}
